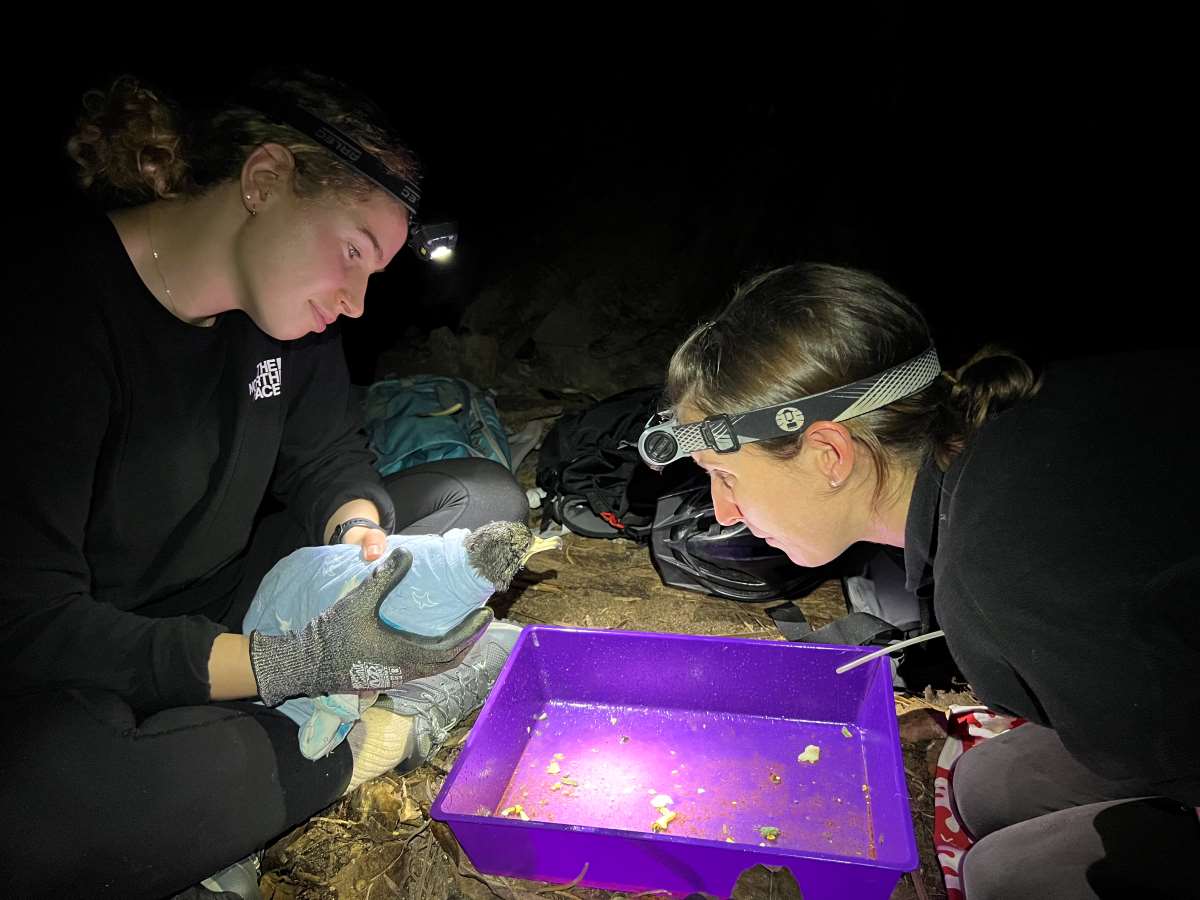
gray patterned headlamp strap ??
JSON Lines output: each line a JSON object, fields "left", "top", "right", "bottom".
{"left": 638, "top": 345, "right": 942, "bottom": 469}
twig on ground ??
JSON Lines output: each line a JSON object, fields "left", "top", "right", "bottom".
{"left": 366, "top": 818, "right": 433, "bottom": 898}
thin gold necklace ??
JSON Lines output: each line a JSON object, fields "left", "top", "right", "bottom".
{"left": 146, "top": 207, "right": 183, "bottom": 320}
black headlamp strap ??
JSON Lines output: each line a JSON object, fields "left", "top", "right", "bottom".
{"left": 237, "top": 91, "right": 422, "bottom": 217}
{"left": 728, "top": 389, "right": 864, "bottom": 444}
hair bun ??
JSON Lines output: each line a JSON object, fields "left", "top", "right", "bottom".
{"left": 950, "top": 345, "right": 1040, "bottom": 430}
{"left": 67, "top": 75, "right": 189, "bottom": 202}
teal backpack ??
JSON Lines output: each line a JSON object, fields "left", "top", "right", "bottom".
{"left": 363, "top": 375, "right": 512, "bottom": 476}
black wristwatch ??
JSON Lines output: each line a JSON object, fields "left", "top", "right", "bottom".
{"left": 328, "top": 517, "right": 383, "bottom": 545}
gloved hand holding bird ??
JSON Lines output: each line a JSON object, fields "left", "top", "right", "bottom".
{"left": 244, "top": 521, "right": 559, "bottom": 763}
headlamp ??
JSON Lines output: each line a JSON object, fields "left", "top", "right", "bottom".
{"left": 638, "top": 346, "right": 942, "bottom": 470}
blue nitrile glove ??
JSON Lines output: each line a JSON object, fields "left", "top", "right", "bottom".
{"left": 298, "top": 693, "right": 372, "bottom": 759}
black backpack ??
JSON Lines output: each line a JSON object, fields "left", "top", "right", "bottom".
{"left": 536, "top": 386, "right": 698, "bottom": 540}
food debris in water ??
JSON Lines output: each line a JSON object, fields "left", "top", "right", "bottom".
{"left": 797, "top": 745, "right": 821, "bottom": 764}
{"left": 561, "top": 776, "right": 578, "bottom": 786}
{"left": 861, "top": 783, "right": 870, "bottom": 792}
{"left": 550, "top": 782, "right": 563, "bottom": 792}
{"left": 619, "top": 735, "right": 630, "bottom": 744}
{"left": 841, "top": 725, "right": 853, "bottom": 738}
{"left": 650, "top": 794, "right": 674, "bottom": 809}
{"left": 546, "top": 761, "right": 561, "bottom": 774}
{"left": 726, "top": 837, "right": 735, "bottom": 843}
{"left": 553, "top": 753, "right": 565, "bottom": 760}
{"left": 651, "top": 808, "right": 677, "bottom": 833}
{"left": 609, "top": 717, "right": 618, "bottom": 725}
{"left": 759, "top": 826, "right": 781, "bottom": 841}
{"left": 537, "top": 712, "right": 548, "bottom": 721}
{"left": 769, "top": 772, "right": 782, "bottom": 784}
{"left": 670, "top": 769, "right": 679, "bottom": 776}
{"left": 500, "top": 805, "right": 530, "bottom": 821}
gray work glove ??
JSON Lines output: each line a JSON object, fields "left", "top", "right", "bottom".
{"left": 249, "top": 547, "right": 494, "bottom": 706}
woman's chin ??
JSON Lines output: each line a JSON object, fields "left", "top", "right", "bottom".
{"left": 778, "top": 542, "right": 835, "bottom": 569}
{"left": 777, "top": 543, "right": 808, "bottom": 566}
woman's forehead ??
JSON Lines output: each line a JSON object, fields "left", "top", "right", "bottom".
{"left": 692, "top": 445, "right": 761, "bottom": 471}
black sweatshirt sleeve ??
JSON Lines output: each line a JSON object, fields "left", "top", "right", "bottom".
{"left": 269, "top": 327, "right": 395, "bottom": 545}
{"left": 0, "top": 299, "right": 226, "bottom": 714}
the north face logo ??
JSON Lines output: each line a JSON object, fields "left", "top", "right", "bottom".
{"left": 249, "top": 358, "right": 282, "bottom": 400}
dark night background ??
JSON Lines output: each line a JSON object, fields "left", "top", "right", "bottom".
{"left": 12, "top": 25, "right": 1193, "bottom": 389}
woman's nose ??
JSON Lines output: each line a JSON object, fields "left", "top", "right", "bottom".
{"left": 336, "top": 287, "right": 365, "bottom": 319}
{"left": 711, "top": 486, "right": 743, "bottom": 527}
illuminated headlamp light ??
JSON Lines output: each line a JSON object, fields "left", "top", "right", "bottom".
{"left": 408, "top": 221, "right": 458, "bottom": 262}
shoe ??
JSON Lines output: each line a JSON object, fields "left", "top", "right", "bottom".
{"left": 385, "top": 619, "right": 522, "bottom": 773}
{"left": 198, "top": 850, "right": 262, "bottom": 900}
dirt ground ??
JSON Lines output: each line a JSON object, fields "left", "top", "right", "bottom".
{"left": 258, "top": 385, "right": 969, "bottom": 900}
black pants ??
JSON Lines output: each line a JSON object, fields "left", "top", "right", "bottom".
{"left": 0, "top": 460, "right": 527, "bottom": 899}
{"left": 953, "top": 723, "right": 1200, "bottom": 899}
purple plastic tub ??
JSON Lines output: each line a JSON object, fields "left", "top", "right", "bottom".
{"left": 432, "top": 626, "right": 917, "bottom": 899}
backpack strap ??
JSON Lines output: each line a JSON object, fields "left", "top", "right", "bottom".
{"left": 801, "top": 612, "right": 905, "bottom": 646}
{"left": 768, "top": 605, "right": 904, "bottom": 646}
